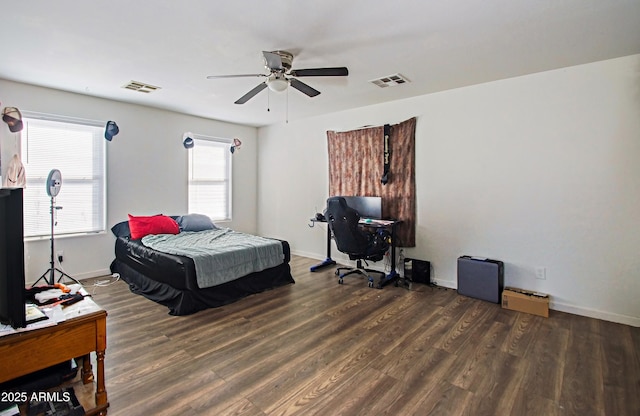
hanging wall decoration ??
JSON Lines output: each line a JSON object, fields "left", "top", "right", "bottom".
{"left": 230, "top": 138, "right": 242, "bottom": 154}
{"left": 381, "top": 124, "right": 391, "bottom": 185}
{"left": 183, "top": 132, "right": 194, "bottom": 149}
{"left": 2, "top": 107, "right": 23, "bottom": 133}
{"left": 2, "top": 154, "right": 26, "bottom": 188}
{"left": 104, "top": 120, "right": 120, "bottom": 141}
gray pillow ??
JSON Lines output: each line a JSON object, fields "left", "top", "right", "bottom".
{"left": 111, "top": 221, "right": 131, "bottom": 237}
{"left": 176, "top": 214, "right": 217, "bottom": 232}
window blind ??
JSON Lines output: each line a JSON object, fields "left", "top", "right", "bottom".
{"left": 21, "top": 116, "right": 106, "bottom": 238}
{"left": 188, "top": 137, "right": 232, "bottom": 221}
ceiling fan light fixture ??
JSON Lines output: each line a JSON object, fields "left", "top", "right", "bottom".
{"left": 208, "top": 50, "right": 348, "bottom": 104}
{"left": 267, "top": 77, "right": 289, "bottom": 92}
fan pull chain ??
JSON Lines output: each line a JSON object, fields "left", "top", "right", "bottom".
{"left": 267, "top": 88, "right": 270, "bottom": 112}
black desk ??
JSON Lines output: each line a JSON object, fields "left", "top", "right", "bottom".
{"left": 309, "top": 218, "right": 337, "bottom": 272}
{"left": 309, "top": 217, "right": 401, "bottom": 289}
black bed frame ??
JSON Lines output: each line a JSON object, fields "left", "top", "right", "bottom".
{"left": 111, "top": 258, "right": 295, "bottom": 316}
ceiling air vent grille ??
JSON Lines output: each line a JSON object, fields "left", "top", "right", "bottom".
{"left": 369, "top": 73, "right": 410, "bottom": 88}
{"left": 122, "top": 81, "right": 161, "bottom": 93}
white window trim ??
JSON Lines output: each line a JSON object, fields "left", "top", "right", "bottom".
{"left": 22, "top": 111, "right": 106, "bottom": 128}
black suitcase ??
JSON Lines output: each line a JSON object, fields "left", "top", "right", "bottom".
{"left": 457, "top": 256, "right": 504, "bottom": 303}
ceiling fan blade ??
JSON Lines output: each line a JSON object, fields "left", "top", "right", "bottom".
{"left": 290, "top": 78, "right": 321, "bottom": 97}
{"left": 234, "top": 82, "right": 267, "bottom": 104}
{"left": 207, "top": 74, "right": 267, "bottom": 79}
{"left": 289, "top": 67, "right": 349, "bottom": 77}
{"left": 262, "top": 51, "right": 283, "bottom": 71}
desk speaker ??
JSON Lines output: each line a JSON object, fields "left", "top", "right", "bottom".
{"left": 404, "top": 258, "right": 430, "bottom": 284}
{"left": 457, "top": 256, "right": 504, "bottom": 303}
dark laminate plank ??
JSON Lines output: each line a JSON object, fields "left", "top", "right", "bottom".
{"left": 462, "top": 352, "right": 529, "bottom": 416}
{"left": 600, "top": 321, "right": 640, "bottom": 416}
{"left": 107, "top": 349, "right": 196, "bottom": 404}
{"left": 446, "top": 321, "right": 512, "bottom": 392}
{"left": 510, "top": 391, "right": 566, "bottom": 416}
{"left": 433, "top": 296, "right": 500, "bottom": 355}
{"left": 413, "top": 379, "right": 474, "bottom": 416}
{"left": 262, "top": 343, "right": 382, "bottom": 415}
{"left": 78, "top": 255, "right": 639, "bottom": 416}
{"left": 250, "top": 292, "right": 428, "bottom": 409}
{"left": 112, "top": 370, "right": 223, "bottom": 416}
{"left": 519, "top": 319, "right": 570, "bottom": 402}
{"left": 287, "top": 366, "right": 398, "bottom": 416}
{"left": 558, "top": 316, "right": 605, "bottom": 416}
{"left": 373, "top": 348, "right": 459, "bottom": 415}
{"left": 499, "top": 311, "right": 543, "bottom": 357}
{"left": 240, "top": 289, "right": 421, "bottom": 412}
{"left": 370, "top": 309, "right": 461, "bottom": 381}
{"left": 246, "top": 296, "right": 431, "bottom": 412}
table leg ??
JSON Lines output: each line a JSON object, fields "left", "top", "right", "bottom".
{"left": 310, "top": 226, "right": 336, "bottom": 271}
{"left": 95, "top": 350, "right": 107, "bottom": 406}
{"left": 377, "top": 223, "right": 400, "bottom": 288}
{"left": 81, "top": 354, "right": 94, "bottom": 384}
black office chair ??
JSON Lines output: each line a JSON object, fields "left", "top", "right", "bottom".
{"left": 325, "top": 196, "right": 389, "bottom": 287}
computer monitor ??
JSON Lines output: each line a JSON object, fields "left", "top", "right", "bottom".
{"left": 338, "top": 196, "right": 382, "bottom": 219}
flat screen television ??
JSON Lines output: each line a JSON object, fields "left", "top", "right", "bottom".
{"left": 338, "top": 195, "right": 382, "bottom": 219}
{"left": 0, "top": 188, "right": 26, "bottom": 328}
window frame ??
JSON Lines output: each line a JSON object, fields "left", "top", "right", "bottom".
{"left": 20, "top": 111, "right": 107, "bottom": 240}
{"left": 187, "top": 134, "right": 233, "bottom": 222}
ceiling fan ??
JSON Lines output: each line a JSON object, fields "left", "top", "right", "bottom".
{"left": 206, "top": 50, "right": 348, "bottom": 104}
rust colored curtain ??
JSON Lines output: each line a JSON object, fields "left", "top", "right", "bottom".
{"left": 327, "top": 117, "right": 416, "bottom": 247}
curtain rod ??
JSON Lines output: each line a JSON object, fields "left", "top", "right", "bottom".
{"left": 330, "top": 124, "right": 384, "bottom": 133}
{"left": 329, "top": 116, "right": 416, "bottom": 133}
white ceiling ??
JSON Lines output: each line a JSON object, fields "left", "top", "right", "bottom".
{"left": 1, "top": 0, "right": 639, "bottom": 127}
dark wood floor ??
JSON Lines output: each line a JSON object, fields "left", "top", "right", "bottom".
{"left": 84, "top": 255, "right": 640, "bottom": 416}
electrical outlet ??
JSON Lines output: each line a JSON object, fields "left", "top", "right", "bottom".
{"left": 535, "top": 267, "right": 546, "bottom": 280}
{"left": 57, "top": 250, "right": 64, "bottom": 263}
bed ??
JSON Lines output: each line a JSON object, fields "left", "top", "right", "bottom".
{"left": 109, "top": 214, "right": 295, "bottom": 315}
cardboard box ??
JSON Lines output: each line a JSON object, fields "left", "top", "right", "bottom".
{"left": 501, "top": 287, "right": 549, "bottom": 318}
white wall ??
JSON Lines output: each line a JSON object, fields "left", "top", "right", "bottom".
{"left": 257, "top": 54, "right": 640, "bottom": 327}
{"left": 0, "top": 80, "right": 258, "bottom": 283}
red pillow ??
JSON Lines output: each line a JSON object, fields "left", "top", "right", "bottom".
{"left": 128, "top": 214, "right": 180, "bottom": 240}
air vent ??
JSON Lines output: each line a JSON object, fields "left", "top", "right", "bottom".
{"left": 122, "top": 81, "right": 161, "bottom": 93}
{"left": 369, "top": 73, "right": 410, "bottom": 88}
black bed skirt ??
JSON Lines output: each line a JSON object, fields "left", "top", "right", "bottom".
{"left": 111, "top": 259, "right": 295, "bottom": 316}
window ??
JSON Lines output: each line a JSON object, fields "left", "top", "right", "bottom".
{"left": 20, "top": 113, "right": 106, "bottom": 238}
{"left": 188, "top": 136, "right": 232, "bottom": 221}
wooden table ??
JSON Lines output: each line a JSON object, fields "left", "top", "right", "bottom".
{"left": 0, "top": 297, "right": 108, "bottom": 415}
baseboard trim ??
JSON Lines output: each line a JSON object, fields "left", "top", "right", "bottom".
{"left": 432, "top": 279, "right": 456, "bottom": 289}
{"left": 73, "top": 268, "right": 112, "bottom": 281}
{"left": 290, "top": 250, "right": 326, "bottom": 262}
{"left": 26, "top": 268, "right": 111, "bottom": 286}
{"left": 424, "top": 279, "right": 639, "bottom": 327}
{"left": 549, "top": 301, "right": 640, "bottom": 327}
